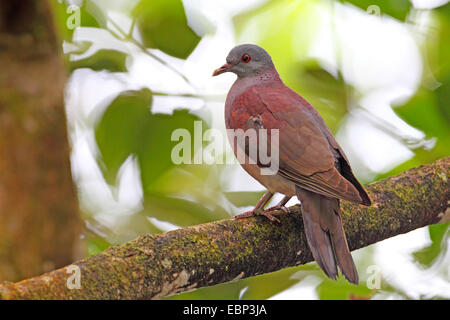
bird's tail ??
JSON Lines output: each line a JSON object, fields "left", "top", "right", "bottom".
{"left": 295, "top": 186, "right": 358, "bottom": 284}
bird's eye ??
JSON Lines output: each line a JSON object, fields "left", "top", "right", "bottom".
{"left": 241, "top": 54, "right": 251, "bottom": 63}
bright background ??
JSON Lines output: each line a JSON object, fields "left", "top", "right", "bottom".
{"left": 53, "top": 0, "right": 449, "bottom": 299}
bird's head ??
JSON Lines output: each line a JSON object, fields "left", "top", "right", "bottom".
{"left": 213, "top": 44, "right": 275, "bottom": 78}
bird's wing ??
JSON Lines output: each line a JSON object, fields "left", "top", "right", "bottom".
{"left": 232, "top": 84, "right": 369, "bottom": 204}
{"left": 297, "top": 94, "right": 371, "bottom": 205}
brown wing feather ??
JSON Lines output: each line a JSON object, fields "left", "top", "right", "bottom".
{"left": 250, "top": 85, "right": 366, "bottom": 204}
{"left": 299, "top": 99, "right": 371, "bottom": 205}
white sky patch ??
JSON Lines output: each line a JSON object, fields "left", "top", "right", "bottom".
{"left": 238, "top": 286, "right": 249, "bottom": 300}
{"left": 147, "top": 217, "right": 181, "bottom": 232}
{"left": 306, "top": 1, "right": 424, "bottom": 176}
{"left": 222, "top": 164, "right": 266, "bottom": 193}
{"left": 411, "top": 0, "right": 449, "bottom": 9}
{"left": 182, "top": 0, "right": 216, "bottom": 37}
{"left": 150, "top": 95, "right": 205, "bottom": 115}
{"left": 92, "top": 0, "right": 140, "bottom": 14}
{"left": 116, "top": 156, "right": 143, "bottom": 212}
{"left": 336, "top": 114, "right": 414, "bottom": 174}
{"left": 333, "top": 4, "right": 422, "bottom": 95}
{"left": 373, "top": 228, "right": 450, "bottom": 299}
{"left": 70, "top": 27, "right": 130, "bottom": 60}
{"left": 269, "top": 274, "right": 322, "bottom": 300}
{"left": 70, "top": 124, "right": 143, "bottom": 229}
{"left": 65, "top": 69, "right": 133, "bottom": 124}
{"left": 127, "top": 53, "right": 194, "bottom": 95}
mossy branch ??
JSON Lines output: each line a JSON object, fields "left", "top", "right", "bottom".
{"left": 0, "top": 157, "right": 449, "bottom": 300}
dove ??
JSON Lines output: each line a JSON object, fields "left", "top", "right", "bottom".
{"left": 213, "top": 44, "right": 371, "bottom": 284}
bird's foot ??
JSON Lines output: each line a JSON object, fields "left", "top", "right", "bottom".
{"left": 234, "top": 208, "right": 280, "bottom": 223}
{"left": 259, "top": 210, "right": 281, "bottom": 223}
{"left": 266, "top": 204, "right": 290, "bottom": 214}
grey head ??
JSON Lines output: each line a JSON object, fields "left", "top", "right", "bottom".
{"left": 213, "top": 44, "right": 275, "bottom": 78}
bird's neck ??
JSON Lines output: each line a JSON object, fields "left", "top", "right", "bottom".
{"left": 243, "top": 67, "right": 281, "bottom": 83}
{"left": 254, "top": 68, "right": 281, "bottom": 82}
{"left": 230, "top": 68, "right": 281, "bottom": 97}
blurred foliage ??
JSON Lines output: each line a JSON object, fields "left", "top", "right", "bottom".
{"left": 413, "top": 224, "right": 449, "bottom": 267}
{"left": 168, "top": 266, "right": 316, "bottom": 300}
{"left": 95, "top": 88, "right": 203, "bottom": 188}
{"left": 69, "top": 49, "right": 128, "bottom": 72}
{"left": 53, "top": 0, "right": 450, "bottom": 300}
{"left": 293, "top": 65, "right": 351, "bottom": 132}
{"left": 342, "top": 0, "right": 411, "bottom": 20}
{"left": 86, "top": 235, "right": 111, "bottom": 257}
{"left": 317, "top": 277, "right": 372, "bottom": 300}
{"left": 52, "top": 0, "right": 102, "bottom": 42}
{"left": 95, "top": 88, "right": 153, "bottom": 183}
{"left": 224, "top": 191, "right": 266, "bottom": 208}
{"left": 95, "top": 89, "right": 229, "bottom": 228}
{"left": 133, "top": 0, "right": 201, "bottom": 58}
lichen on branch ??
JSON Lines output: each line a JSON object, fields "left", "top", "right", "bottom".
{"left": 0, "top": 157, "right": 448, "bottom": 300}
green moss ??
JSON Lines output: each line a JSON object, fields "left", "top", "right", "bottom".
{"left": 1, "top": 158, "right": 447, "bottom": 299}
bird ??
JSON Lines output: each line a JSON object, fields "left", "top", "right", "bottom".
{"left": 213, "top": 44, "right": 371, "bottom": 284}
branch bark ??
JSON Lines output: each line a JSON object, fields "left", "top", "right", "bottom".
{"left": 0, "top": 157, "right": 449, "bottom": 300}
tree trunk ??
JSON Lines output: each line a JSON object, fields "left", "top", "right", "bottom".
{"left": 0, "top": 0, "right": 81, "bottom": 281}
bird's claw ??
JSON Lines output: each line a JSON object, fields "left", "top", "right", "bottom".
{"left": 267, "top": 205, "right": 290, "bottom": 214}
{"left": 234, "top": 208, "right": 280, "bottom": 223}
{"left": 260, "top": 211, "right": 281, "bottom": 223}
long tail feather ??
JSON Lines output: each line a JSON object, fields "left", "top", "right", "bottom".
{"left": 296, "top": 186, "right": 358, "bottom": 284}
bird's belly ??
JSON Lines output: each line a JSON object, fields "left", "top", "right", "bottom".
{"left": 226, "top": 126, "right": 296, "bottom": 196}
{"left": 240, "top": 161, "right": 296, "bottom": 197}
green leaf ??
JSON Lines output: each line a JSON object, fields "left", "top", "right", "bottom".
{"left": 95, "top": 88, "right": 227, "bottom": 228}
{"left": 436, "top": 73, "right": 450, "bottom": 125}
{"left": 394, "top": 89, "right": 450, "bottom": 141}
{"left": 143, "top": 193, "right": 228, "bottom": 227}
{"left": 112, "top": 210, "right": 165, "bottom": 241}
{"left": 133, "top": 0, "right": 201, "bottom": 58}
{"left": 70, "top": 49, "right": 128, "bottom": 72}
{"left": 413, "top": 223, "right": 449, "bottom": 267}
{"left": 435, "top": 5, "right": 450, "bottom": 78}
{"left": 137, "top": 109, "right": 206, "bottom": 192}
{"left": 388, "top": 86, "right": 450, "bottom": 178}
{"left": 224, "top": 191, "right": 266, "bottom": 208}
{"left": 83, "top": 0, "right": 107, "bottom": 27}
{"left": 95, "top": 89, "right": 208, "bottom": 193}
{"left": 342, "top": 0, "right": 411, "bottom": 21}
{"left": 167, "top": 265, "right": 315, "bottom": 300}
{"left": 240, "top": 266, "right": 312, "bottom": 300}
{"left": 165, "top": 280, "right": 244, "bottom": 300}
{"left": 317, "top": 276, "right": 373, "bottom": 300}
{"left": 292, "top": 62, "right": 351, "bottom": 133}
{"left": 87, "top": 236, "right": 112, "bottom": 256}
{"left": 95, "top": 89, "right": 153, "bottom": 184}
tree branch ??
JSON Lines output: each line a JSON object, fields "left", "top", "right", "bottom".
{"left": 1, "top": 157, "right": 449, "bottom": 300}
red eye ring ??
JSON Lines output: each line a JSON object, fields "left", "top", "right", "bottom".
{"left": 241, "top": 54, "right": 251, "bottom": 63}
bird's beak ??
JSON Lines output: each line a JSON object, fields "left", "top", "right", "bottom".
{"left": 212, "top": 63, "right": 232, "bottom": 76}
